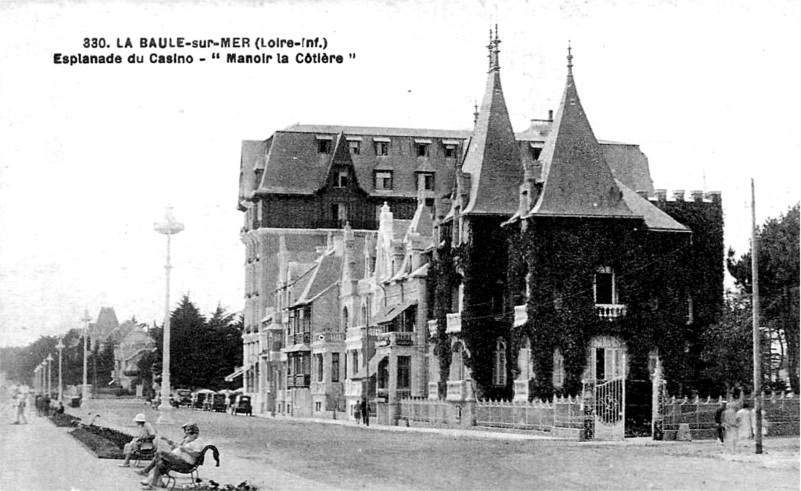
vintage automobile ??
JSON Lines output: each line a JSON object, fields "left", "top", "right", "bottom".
{"left": 175, "top": 389, "right": 193, "bottom": 407}
{"left": 230, "top": 395, "right": 252, "bottom": 416}
{"left": 191, "top": 389, "right": 215, "bottom": 410}
{"left": 210, "top": 393, "right": 227, "bottom": 412}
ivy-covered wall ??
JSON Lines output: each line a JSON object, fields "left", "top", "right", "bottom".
{"left": 429, "top": 195, "right": 724, "bottom": 401}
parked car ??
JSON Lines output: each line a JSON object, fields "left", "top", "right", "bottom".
{"left": 175, "top": 389, "right": 192, "bottom": 407}
{"left": 230, "top": 395, "right": 252, "bottom": 416}
{"left": 210, "top": 393, "right": 227, "bottom": 412}
{"left": 191, "top": 390, "right": 214, "bottom": 410}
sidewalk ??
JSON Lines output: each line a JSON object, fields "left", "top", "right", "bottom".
{"left": 0, "top": 403, "right": 334, "bottom": 491}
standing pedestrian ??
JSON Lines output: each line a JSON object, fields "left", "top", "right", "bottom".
{"left": 360, "top": 398, "right": 369, "bottom": 426}
{"left": 722, "top": 402, "right": 738, "bottom": 453}
{"left": 736, "top": 400, "right": 754, "bottom": 447}
{"left": 714, "top": 401, "right": 727, "bottom": 445}
{"left": 13, "top": 394, "right": 28, "bottom": 425}
{"left": 353, "top": 401, "right": 361, "bottom": 424}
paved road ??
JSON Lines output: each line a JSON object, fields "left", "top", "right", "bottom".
{"left": 2, "top": 395, "right": 799, "bottom": 490}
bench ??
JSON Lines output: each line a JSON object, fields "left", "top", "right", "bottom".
{"left": 164, "top": 444, "right": 220, "bottom": 490}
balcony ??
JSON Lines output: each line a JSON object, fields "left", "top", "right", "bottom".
{"left": 596, "top": 304, "right": 627, "bottom": 320}
{"left": 446, "top": 313, "right": 461, "bottom": 334}
{"left": 513, "top": 304, "right": 528, "bottom": 327}
{"left": 315, "top": 332, "right": 346, "bottom": 343}
{"left": 375, "top": 331, "right": 414, "bottom": 347}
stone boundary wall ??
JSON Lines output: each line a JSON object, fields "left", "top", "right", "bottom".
{"left": 662, "top": 393, "right": 799, "bottom": 440}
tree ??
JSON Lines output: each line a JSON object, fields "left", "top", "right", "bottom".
{"left": 699, "top": 293, "right": 771, "bottom": 396}
{"left": 727, "top": 204, "right": 800, "bottom": 393}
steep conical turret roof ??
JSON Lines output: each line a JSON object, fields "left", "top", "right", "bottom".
{"left": 461, "top": 27, "right": 523, "bottom": 216}
{"left": 529, "top": 45, "right": 638, "bottom": 219}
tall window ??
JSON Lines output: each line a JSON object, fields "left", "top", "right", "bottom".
{"left": 397, "top": 356, "right": 411, "bottom": 389}
{"left": 332, "top": 353, "right": 340, "bottom": 383}
{"left": 493, "top": 338, "right": 507, "bottom": 386}
{"left": 594, "top": 267, "right": 616, "bottom": 304}
{"left": 316, "top": 353, "right": 324, "bottom": 382}
{"left": 342, "top": 307, "right": 349, "bottom": 330}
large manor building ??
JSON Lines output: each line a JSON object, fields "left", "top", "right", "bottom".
{"left": 235, "top": 33, "right": 723, "bottom": 437}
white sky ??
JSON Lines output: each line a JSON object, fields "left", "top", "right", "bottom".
{"left": 0, "top": 0, "right": 798, "bottom": 347}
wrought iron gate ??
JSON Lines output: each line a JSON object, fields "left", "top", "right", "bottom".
{"left": 583, "top": 376, "right": 626, "bottom": 440}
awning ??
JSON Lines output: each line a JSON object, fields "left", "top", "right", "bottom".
{"left": 373, "top": 300, "right": 417, "bottom": 325}
{"left": 224, "top": 364, "right": 251, "bottom": 382}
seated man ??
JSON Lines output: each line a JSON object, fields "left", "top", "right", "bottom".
{"left": 138, "top": 422, "right": 204, "bottom": 489}
{"left": 119, "top": 413, "right": 156, "bottom": 467}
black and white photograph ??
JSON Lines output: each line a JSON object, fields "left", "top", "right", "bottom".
{"left": 0, "top": 1, "right": 798, "bottom": 489}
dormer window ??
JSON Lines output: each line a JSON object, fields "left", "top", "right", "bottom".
{"left": 335, "top": 170, "right": 349, "bottom": 188}
{"left": 374, "top": 137, "right": 390, "bottom": 156}
{"left": 349, "top": 140, "right": 361, "bottom": 155}
{"left": 417, "top": 172, "right": 435, "bottom": 191}
{"left": 374, "top": 171, "right": 393, "bottom": 190}
{"left": 529, "top": 142, "right": 542, "bottom": 160}
{"left": 317, "top": 136, "right": 333, "bottom": 154}
{"left": 442, "top": 139, "right": 459, "bottom": 158}
{"left": 415, "top": 139, "right": 431, "bottom": 157}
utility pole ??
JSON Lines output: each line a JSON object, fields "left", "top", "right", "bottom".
{"left": 751, "top": 178, "right": 763, "bottom": 454}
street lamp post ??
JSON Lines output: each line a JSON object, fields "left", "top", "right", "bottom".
{"left": 46, "top": 354, "right": 53, "bottom": 397}
{"left": 56, "top": 338, "right": 65, "bottom": 402}
{"left": 82, "top": 309, "right": 92, "bottom": 408}
{"left": 154, "top": 205, "right": 184, "bottom": 424}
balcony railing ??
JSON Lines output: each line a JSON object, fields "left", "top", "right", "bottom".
{"left": 314, "top": 332, "right": 346, "bottom": 343}
{"left": 311, "top": 219, "right": 379, "bottom": 230}
{"left": 596, "top": 304, "right": 627, "bottom": 320}
{"left": 288, "top": 374, "right": 311, "bottom": 388}
{"left": 376, "top": 332, "right": 414, "bottom": 347}
{"left": 446, "top": 313, "right": 461, "bottom": 334}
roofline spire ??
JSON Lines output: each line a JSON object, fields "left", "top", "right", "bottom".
{"left": 567, "top": 41, "right": 573, "bottom": 77}
{"left": 489, "top": 24, "right": 501, "bottom": 72}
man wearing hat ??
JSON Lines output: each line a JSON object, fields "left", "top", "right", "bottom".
{"left": 119, "top": 413, "right": 156, "bottom": 467}
{"left": 138, "top": 422, "right": 204, "bottom": 489}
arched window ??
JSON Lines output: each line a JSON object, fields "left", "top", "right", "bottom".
{"left": 493, "top": 338, "right": 507, "bottom": 386}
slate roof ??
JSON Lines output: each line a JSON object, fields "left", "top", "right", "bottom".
{"left": 460, "top": 39, "right": 523, "bottom": 216}
{"left": 528, "top": 51, "right": 638, "bottom": 220}
{"left": 292, "top": 252, "right": 342, "bottom": 306}
{"left": 617, "top": 180, "right": 689, "bottom": 232}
